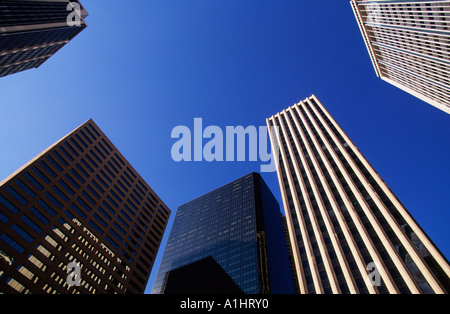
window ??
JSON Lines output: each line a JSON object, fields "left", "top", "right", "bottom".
{"left": 24, "top": 173, "right": 43, "bottom": 191}
{"left": 97, "top": 206, "right": 112, "bottom": 221}
{"left": 53, "top": 151, "right": 69, "bottom": 167}
{"left": 88, "top": 150, "right": 101, "bottom": 165}
{"left": 109, "top": 228, "right": 123, "bottom": 243}
{"left": 64, "top": 174, "right": 80, "bottom": 189}
{"left": 0, "top": 211, "right": 9, "bottom": 223}
{"left": 21, "top": 215, "right": 42, "bottom": 234}
{"left": 29, "top": 207, "right": 50, "bottom": 225}
{"left": 89, "top": 220, "right": 104, "bottom": 235}
{"left": 40, "top": 160, "right": 57, "bottom": 177}
{"left": 102, "top": 201, "right": 116, "bottom": 215}
{"left": 76, "top": 163, "right": 89, "bottom": 178}
{"left": 87, "top": 185, "right": 101, "bottom": 201}
{"left": 69, "top": 139, "right": 82, "bottom": 154}
{"left": 78, "top": 196, "right": 93, "bottom": 212}
{"left": 0, "top": 234, "right": 25, "bottom": 253}
{"left": 113, "top": 222, "right": 126, "bottom": 235}
{"left": 70, "top": 168, "right": 85, "bottom": 184}
{"left": 71, "top": 203, "right": 86, "bottom": 219}
{"left": 81, "top": 158, "right": 94, "bottom": 173}
{"left": 6, "top": 277, "right": 30, "bottom": 294}
{"left": 52, "top": 186, "right": 69, "bottom": 202}
{"left": 45, "top": 192, "right": 62, "bottom": 209}
{"left": 32, "top": 167, "right": 50, "bottom": 184}
{"left": 0, "top": 194, "right": 19, "bottom": 214}
{"left": 75, "top": 134, "right": 88, "bottom": 148}
{"left": 90, "top": 180, "right": 104, "bottom": 195}
{"left": 6, "top": 186, "right": 28, "bottom": 206}
{"left": 59, "top": 179, "right": 75, "bottom": 195}
{"left": 15, "top": 179, "right": 36, "bottom": 199}
{"left": 59, "top": 146, "right": 74, "bottom": 162}
{"left": 38, "top": 200, "right": 57, "bottom": 217}
{"left": 11, "top": 224, "right": 34, "bottom": 243}
{"left": 94, "top": 213, "right": 107, "bottom": 228}
{"left": 105, "top": 235, "right": 119, "bottom": 249}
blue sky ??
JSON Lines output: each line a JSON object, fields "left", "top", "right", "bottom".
{"left": 0, "top": 1, "right": 449, "bottom": 294}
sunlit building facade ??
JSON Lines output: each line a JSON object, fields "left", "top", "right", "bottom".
{"left": 0, "top": 119, "right": 170, "bottom": 294}
{"left": 351, "top": 0, "right": 450, "bottom": 114}
{"left": 267, "top": 95, "right": 450, "bottom": 294}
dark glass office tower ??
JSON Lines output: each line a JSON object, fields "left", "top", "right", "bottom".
{"left": 152, "top": 173, "right": 294, "bottom": 294}
{"left": 0, "top": 119, "right": 171, "bottom": 294}
{"left": 267, "top": 95, "right": 450, "bottom": 294}
{"left": 0, "top": 0, "right": 88, "bottom": 78}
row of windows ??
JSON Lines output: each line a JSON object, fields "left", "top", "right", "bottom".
{"left": 0, "top": 42, "right": 64, "bottom": 67}
{"left": 57, "top": 130, "right": 168, "bottom": 231}
{"left": 0, "top": 210, "right": 141, "bottom": 294}
{"left": 0, "top": 1, "right": 77, "bottom": 27}
{"left": 1, "top": 188, "right": 156, "bottom": 293}
{"left": 0, "top": 56, "right": 46, "bottom": 78}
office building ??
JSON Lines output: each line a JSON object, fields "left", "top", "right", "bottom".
{"left": 152, "top": 172, "right": 294, "bottom": 294}
{"left": 0, "top": 119, "right": 171, "bottom": 294}
{"left": 350, "top": 0, "right": 450, "bottom": 114}
{"left": 267, "top": 95, "right": 450, "bottom": 294}
{"left": 0, "top": 0, "right": 88, "bottom": 78}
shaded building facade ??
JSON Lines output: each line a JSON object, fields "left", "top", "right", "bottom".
{"left": 350, "top": 0, "right": 450, "bottom": 114}
{"left": 0, "top": 0, "right": 88, "bottom": 78}
{"left": 0, "top": 119, "right": 170, "bottom": 294}
{"left": 152, "top": 172, "right": 294, "bottom": 294}
{"left": 267, "top": 95, "right": 450, "bottom": 294}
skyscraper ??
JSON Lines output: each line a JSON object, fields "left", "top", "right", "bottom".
{"left": 152, "top": 172, "right": 294, "bottom": 294}
{"left": 267, "top": 95, "right": 450, "bottom": 294}
{"left": 350, "top": 0, "right": 450, "bottom": 114}
{"left": 0, "top": 0, "right": 88, "bottom": 78}
{"left": 0, "top": 119, "right": 171, "bottom": 294}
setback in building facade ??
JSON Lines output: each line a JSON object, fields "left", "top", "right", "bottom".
{"left": 0, "top": 119, "right": 171, "bottom": 294}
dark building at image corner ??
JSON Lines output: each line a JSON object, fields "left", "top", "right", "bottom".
{"left": 0, "top": 119, "right": 171, "bottom": 294}
{"left": 0, "top": 0, "right": 88, "bottom": 78}
{"left": 152, "top": 172, "right": 295, "bottom": 294}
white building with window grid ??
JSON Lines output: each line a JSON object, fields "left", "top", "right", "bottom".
{"left": 350, "top": 0, "right": 450, "bottom": 114}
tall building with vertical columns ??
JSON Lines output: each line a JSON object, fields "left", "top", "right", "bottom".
{"left": 0, "top": 119, "right": 170, "bottom": 294}
{"left": 0, "top": 0, "right": 88, "bottom": 78}
{"left": 350, "top": 0, "right": 450, "bottom": 114}
{"left": 267, "top": 95, "right": 450, "bottom": 294}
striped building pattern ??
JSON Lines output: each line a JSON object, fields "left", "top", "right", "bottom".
{"left": 267, "top": 95, "right": 450, "bottom": 294}
{"left": 350, "top": 0, "right": 450, "bottom": 114}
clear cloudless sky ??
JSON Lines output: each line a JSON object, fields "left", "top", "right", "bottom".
{"left": 0, "top": 1, "right": 449, "bottom": 294}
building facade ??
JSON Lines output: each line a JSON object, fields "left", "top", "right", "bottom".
{"left": 152, "top": 172, "right": 294, "bottom": 294}
{"left": 350, "top": 0, "right": 450, "bottom": 114}
{"left": 0, "top": 119, "right": 171, "bottom": 294}
{"left": 0, "top": 0, "right": 88, "bottom": 78}
{"left": 267, "top": 95, "right": 450, "bottom": 294}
